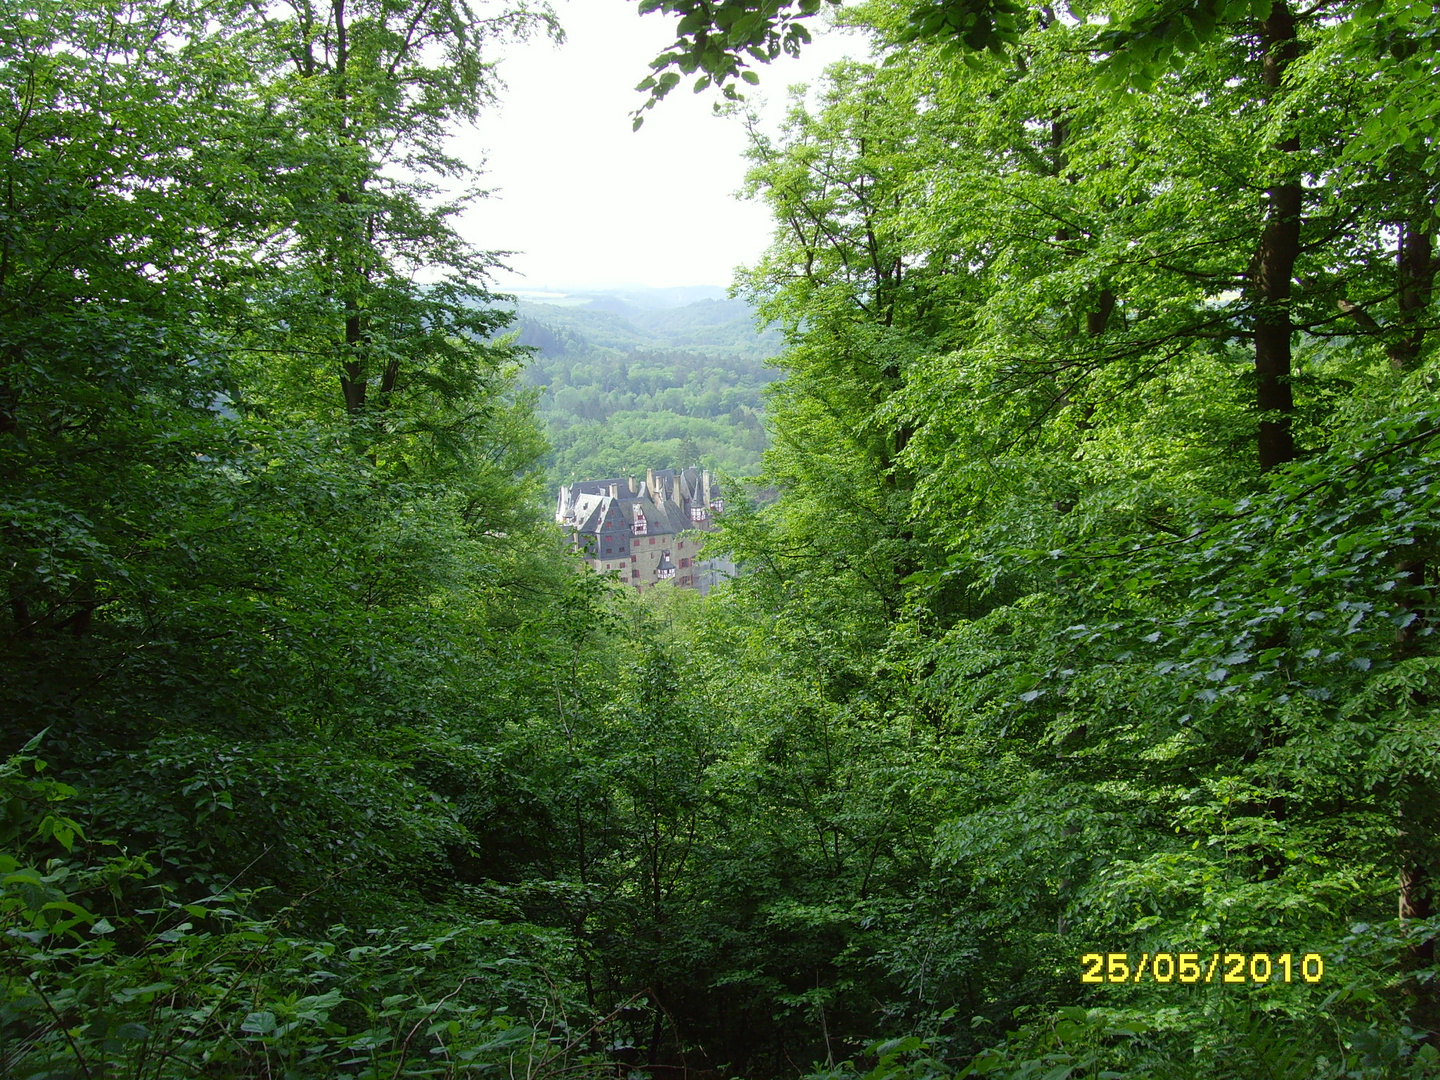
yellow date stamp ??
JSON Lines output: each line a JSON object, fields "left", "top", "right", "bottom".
{"left": 1081, "top": 952, "right": 1324, "bottom": 985}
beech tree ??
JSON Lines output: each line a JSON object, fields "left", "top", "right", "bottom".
{"left": 238, "top": 0, "right": 557, "bottom": 453}
{"left": 687, "top": 0, "right": 1440, "bottom": 1070}
{"left": 2, "top": 7, "right": 577, "bottom": 1070}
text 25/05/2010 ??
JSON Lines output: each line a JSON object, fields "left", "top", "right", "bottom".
{"left": 1082, "top": 952, "right": 1324, "bottom": 985}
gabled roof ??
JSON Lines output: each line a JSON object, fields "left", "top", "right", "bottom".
{"left": 559, "top": 467, "right": 722, "bottom": 536}
{"left": 571, "top": 493, "right": 614, "bottom": 534}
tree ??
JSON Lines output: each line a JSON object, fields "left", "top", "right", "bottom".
{"left": 240, "top": 0, "right": 557, "bottom": 450}
{"left": 691, "top": 0, "right": 1440, "bottom": 1067}
{"left": 629, "top": 0, "right": 1024, "bottom": 122}
{"left": 1, "top": 0, "right": 269, "bottom": 728}
{"left": 0, "top": 0, "right": 570, "bottom": 929}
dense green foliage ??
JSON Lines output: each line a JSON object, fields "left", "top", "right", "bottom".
{"left": 0, "top": 0, "right": 604, "bottom": 1073}
{"left": 671, "top": 0, "right": 1440, "bottom": 1073}
{"left": 5, "top": 0, "right": 1440, "bottom": 1078}
{"left": 514, "top": 295, "right": 779, "bottom": 480}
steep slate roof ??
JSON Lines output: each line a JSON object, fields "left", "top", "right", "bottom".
{"left": 557, "top": 467, "right": 721, "bottom": 538}
{"left": 618, "top": 493, "right": 687, "bottom": 536}
{"left": 570, "top": 493, "right": 613, "bottom": 534}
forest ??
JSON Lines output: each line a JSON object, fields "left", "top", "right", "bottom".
{"left": 511, "top": 293, "right": 779, "bottom": 480}
{"left": 2, "top": 0, "right": 1439, "bottom": 1078}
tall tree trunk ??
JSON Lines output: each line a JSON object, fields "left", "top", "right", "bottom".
{"left": 1393, "top": 218, "right": 1435, "bottom": 371}
{"left": 1243, "top": 0, "right": 1304, "bottom": 891}
{"left": 1253, "top": 1, "right": 1301, "bottom": 473}
{"left": 1086, "top": 289, "right": 1115, "bottom": 337}
{"left": 331, "top": 0, "right": 369, "bottom": 418}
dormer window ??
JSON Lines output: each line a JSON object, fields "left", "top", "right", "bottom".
{"left": 632, "top": 510, "right": 648, "bottom": 535}
{"left": 690, "top": 506, "right": 706, "bottom": 522}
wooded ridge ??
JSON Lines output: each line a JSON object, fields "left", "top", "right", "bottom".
{"left": 511, "top": 294, "right": 779, "bottom": 481}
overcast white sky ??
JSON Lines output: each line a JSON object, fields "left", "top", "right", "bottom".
{"left": 460, "top": 0, "right": 862, "bottom": 292}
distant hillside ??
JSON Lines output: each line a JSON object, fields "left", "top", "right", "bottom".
{"left": 513, "top": 297, "right": 783, "bottom": 360}
{"left": 510, "top": 284, "right": 729, "bottom": 309}
{"left": 507, "top": 293, "right": 782, "bottom": 483}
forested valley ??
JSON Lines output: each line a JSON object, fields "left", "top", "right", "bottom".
{"left": 3, "top": 1, "right": 1440, "bottom": 1078}
{"left": 511, "top": 291, "right": 779, "bottom": 480}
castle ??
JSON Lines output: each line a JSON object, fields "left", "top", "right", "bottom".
{"left": 555, "top": 467, "right": 732, "bottom": 593}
